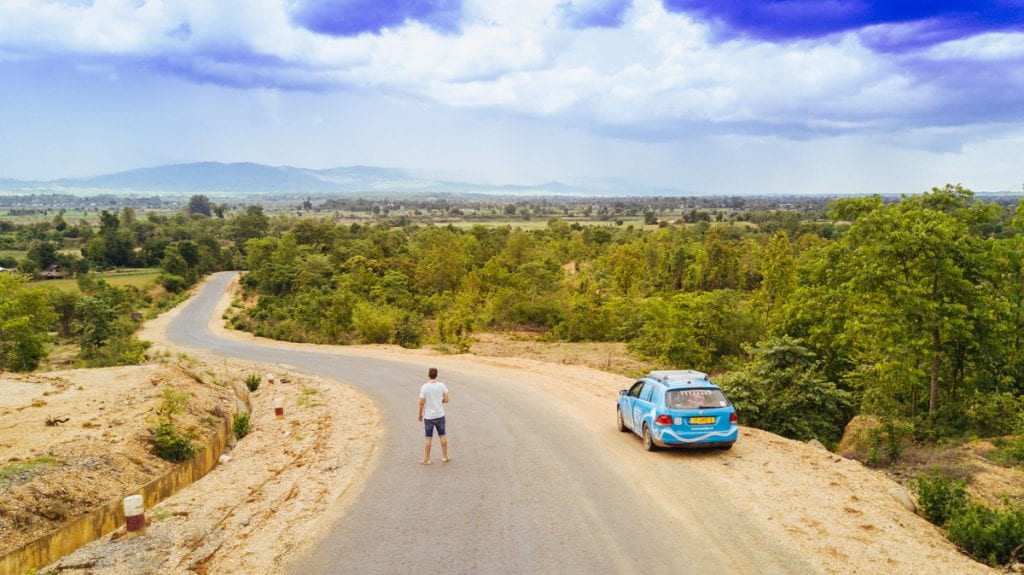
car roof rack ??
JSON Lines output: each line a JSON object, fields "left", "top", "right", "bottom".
{"left": 647, "top": 370, "right": 707, "bottom": 383}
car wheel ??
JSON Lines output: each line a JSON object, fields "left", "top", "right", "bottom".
{"left": 642, "top": 425, "right": 657, "bottom": 451}
{"left": 718, "top": 443, "right": 734, "bottom": 450}
{"left": 616, "top": 407, "right": 627, "bottom": 432}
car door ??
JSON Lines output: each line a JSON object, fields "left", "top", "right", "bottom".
{"left": 635, "top": 381, "right": 657, "bottom": 433}
{"left": 622, "top": 381, "right": 646, "bottom": 431}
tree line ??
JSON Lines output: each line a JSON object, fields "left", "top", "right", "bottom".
{"left": 2, "top": 186, "right": 1023, "bottom": 447}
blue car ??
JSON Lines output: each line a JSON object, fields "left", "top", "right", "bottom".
{"left": 617, "top": 370, "right": 738, "bottom": 451}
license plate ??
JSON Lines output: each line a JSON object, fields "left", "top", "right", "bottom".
{"left": 689, "top": 416, "right": 715, "bottom": 425}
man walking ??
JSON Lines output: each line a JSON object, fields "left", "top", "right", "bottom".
{"left": 418, "top": 367, "right": 450, "bottom": 465}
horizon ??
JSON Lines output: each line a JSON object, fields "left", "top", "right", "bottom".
{"left": 2, "top": 159, "right": 1024, "bottom": 199}
{"left": 1, "top": 1, "right": 1023, "bottom": 195}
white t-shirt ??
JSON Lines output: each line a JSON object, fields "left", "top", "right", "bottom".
{"left": 419, "top": 380, "right": 449, "bottom": 420}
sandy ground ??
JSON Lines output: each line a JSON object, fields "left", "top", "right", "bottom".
{"left": 12, "top": 281, "right": 381, "bottom": 575}
{"left": 5, "top": 274, "right": 1009, "bottom": 574}
{"left": 0, "top": 364, "right": 231, "bottom": 553}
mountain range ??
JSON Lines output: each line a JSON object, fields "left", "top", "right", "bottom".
{"left": 0, "top": 162, "right": 689, "bottom": 197}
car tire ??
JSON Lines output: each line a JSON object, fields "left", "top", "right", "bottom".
{"left": 718, "top": 443, "right": 734, "bottom": 450}
{"left": 642, "top": 425, "right": 657, "bottom": 451}
{"left": 616, "top": 407, "right": 627, "bottom": 432}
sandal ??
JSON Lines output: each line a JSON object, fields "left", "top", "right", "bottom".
{"left": 442, "top": 457, "right": 451, "bottom": 463}
{"left": 419, "top": 459, "right": 431, "bottom": 465}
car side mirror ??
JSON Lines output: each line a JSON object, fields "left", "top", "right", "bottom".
{"left": 619, "top": 390, "right": 627, "bottom": 396}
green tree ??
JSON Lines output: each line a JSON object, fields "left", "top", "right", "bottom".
{"left": 759, "top": 231, "right": 796, "bottom": 333}
{"left": 718, "top": 336, "right": 851, "bottom": 444}
{"left": 27, "top": 241, "right": 59, "bottom": 270}
{"left": 0, "top": 273, "right": 56, "bottom": 371}
{"left": 75, "top": 295, "right": 118, "bottom": 356}
{"left": 843, "top": 186, "right": 989, "bottom": 415}
{"left": 230, "top": 205, "right": 270, "bottom": 252}
{"left": 187, "top": 194, "right": 213, "bottom": 217}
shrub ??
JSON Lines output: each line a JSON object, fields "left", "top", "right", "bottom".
{"left": 915, "top": 470, "right": 969, "bottom": 526}
{"left": 244, "top": 374, "right": 261, "bottom": 392}
{"left": 232, "top": 411, "right": 251, "bottom": 440}
{"left": 152, "top": 420, "right": 196, "bottom": 462}
{"left": 157, "top": 388, "right": 190, "bottom": 417}
{"left": 158, "top": 273, "right": 188, "bottom": 293}
{"left": 989, "top": 436, "right": 1024, "bottom": 467}
{"left": 860, "top": 417, "right": 914, "bottom": 467}
{"left": 964, "top": 392, "right": 1023, "bottom": 438}
{"left": 394, "top": 311, "right": 425, "bottom": 348}
{"left": 352, "top": 301, "right": 399, "bottom": 344}
{"left": 716, "top": 337, "right": 850, "bottom": 446}
{"left": 947, "top": 502, "right": 1024, "bottom": 566}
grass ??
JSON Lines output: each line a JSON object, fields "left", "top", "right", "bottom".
{"left": 297, "top": 386, "right": 322, "bottom": 408}
{"left": 30, "top": 268, "right": 161, "bottom": 292}
{"left": 0, "top": 455, "right": 59, "bottom": 482}
{"left": 0, "top": 249, "right": 28, "bottom": 260}
{"left": 988, "top": 436, "right": 1024, "bottom": 467}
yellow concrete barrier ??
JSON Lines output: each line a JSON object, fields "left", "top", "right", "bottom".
{"left": 0, "top": 416, "right": 232, "bottom": 575}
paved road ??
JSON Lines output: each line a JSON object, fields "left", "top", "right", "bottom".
{"left": 167, "top": 272, "right": 817, "bottom": 575}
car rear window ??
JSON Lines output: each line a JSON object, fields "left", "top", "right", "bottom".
{"left": 666, "top": 389, "right": 730, "bottom": 410}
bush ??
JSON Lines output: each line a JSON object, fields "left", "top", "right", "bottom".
{"left": 860, "top": 417, "right": 914, "bottom": 467}
{"left": 233, "top": 411, "right": 251, "bottom": 440}
{"left": 158, "top": 273, "right": 188, "bottom": 293}
{"left": 157, "top": 388, "right": 190, "bottom": 417}
{"left": 947, "top": 502, "right": 1024, "bottom": 566}
{"left": 82, "top": 335, "right": 151, "bottom": 367}
{"left": 244, "top": 374, "right": 261, "bottom": 392}
{"left": 394, "top": 311, "right": 424, "bottom": 348}
{"left": 152, "top": 420, "right": 196, "bottom": 462}
{"left": 964, "top": 392, "right": 1023, "bottom": 438}
{"left": 716, "top": 337, "right": 850, "bottom": 446}
{"left": 989, "top": 436, "right": 1024, "bottom": 467}
{"left": 352, "top": 301, "right": 399, "bottom": 344}
{"left": 915, "top": 470, "right": 969, "bottom": 526}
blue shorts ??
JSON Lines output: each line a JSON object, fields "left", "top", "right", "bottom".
{"left": 424, "top": 416, "right": 446, "bottom": 438}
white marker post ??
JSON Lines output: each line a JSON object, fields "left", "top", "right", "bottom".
{"left": 123, "top": 494, "right": 145, "bottom": 535}
{"left": 274, "top": 397, "right": 284, "bottom": 418}
{"left": 266, "top": 373, "right": 276, "bottom": 385}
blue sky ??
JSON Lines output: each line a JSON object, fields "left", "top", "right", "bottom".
{"left": 1, "top": 0, "right": 1023, "bottom": 195}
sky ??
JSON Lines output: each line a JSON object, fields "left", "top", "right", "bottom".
{"left": 1, "top": 0, "right": 1024, "bottom": 195}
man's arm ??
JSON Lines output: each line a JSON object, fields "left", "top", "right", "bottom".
{"left": 418, "top": 397, "right": 425, "bottom": 421}
{"left": 442, "top": 392, "right": 449, "bottom": 404}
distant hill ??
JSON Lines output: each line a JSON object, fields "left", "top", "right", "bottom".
{"left": 0, "top": 162, "right": 690, "bottom": 197}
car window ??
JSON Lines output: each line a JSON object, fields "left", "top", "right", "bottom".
{"left": 627, "top": 381, "right": 645, "bottom": 398}
{"left": 640, "top": 383, "right": 656, "bottom": 402}
{"left": 665, "top": 389, "right": 730, "bottom": 410}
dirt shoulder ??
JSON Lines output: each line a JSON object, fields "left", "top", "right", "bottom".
{"left": 0, "top": 364, "right": 231, "bottom": 554}
{"left": 6, "top": 277, "right": 381, "bottom": 575}
{"left": 39, "top": 355, "right": 379, "bottom": 575}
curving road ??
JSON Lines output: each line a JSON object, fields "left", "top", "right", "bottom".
{"left": 167, "top": 272, "right": 818, "bottom": 575}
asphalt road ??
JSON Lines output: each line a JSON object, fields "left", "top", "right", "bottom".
{"left": 166, "top": 272, "right": 818, "bottom": 575}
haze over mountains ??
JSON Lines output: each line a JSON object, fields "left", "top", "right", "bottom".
{"left": 0, "top": 162, "right": 689, "bottom": 197}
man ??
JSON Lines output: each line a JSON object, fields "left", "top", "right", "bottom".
{"left": 418, "top": 367, "right": 450, "bottom": 465}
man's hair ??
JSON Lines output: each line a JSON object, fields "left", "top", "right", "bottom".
{"left": 428, "top": 367, "right": 438, "bottom": 379}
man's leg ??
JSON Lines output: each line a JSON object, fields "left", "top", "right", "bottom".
{"left": 437, "top": 417, "right": 449, "bottom": 462}
{"left": 422, "top": 418, "right": 434, "bottom": 464}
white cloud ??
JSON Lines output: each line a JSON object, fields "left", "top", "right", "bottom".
{"left": 922, "top": 32, "right": 1024, "bottom": 61}
{"left": 0, "top": 0, "right": 1014, "bottom": 143}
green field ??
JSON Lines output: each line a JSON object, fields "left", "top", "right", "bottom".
{"left": 0, "top": 249, "right": 28, "bottom": 260}
{"left": 31, "top": 268, "right": 161, "bottom": 292}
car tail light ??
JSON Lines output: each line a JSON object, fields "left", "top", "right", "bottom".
{"left": 729, "top": 412, "right": 738, "bottom": 424}
{"left": 655, "top": 414, "right": 673, "bottom": 426}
